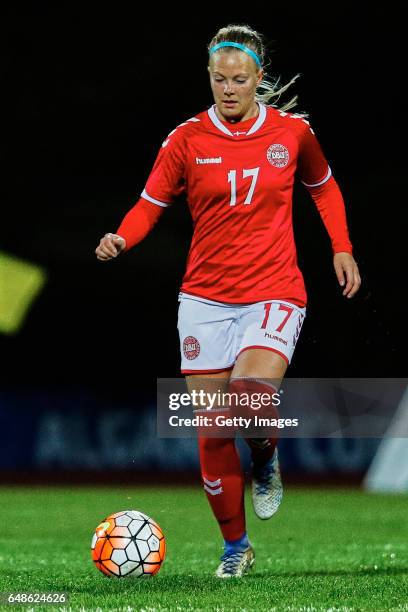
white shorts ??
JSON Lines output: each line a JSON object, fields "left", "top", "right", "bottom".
{"left": 177, "top": 292, "right": 306, "bottom": 374}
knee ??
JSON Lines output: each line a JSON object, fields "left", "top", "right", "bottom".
{"left": 228, "top": 377, "right": 280, "bottom": 421}
{"left": 229, "top": 377, "right": 278, "bottom": 395}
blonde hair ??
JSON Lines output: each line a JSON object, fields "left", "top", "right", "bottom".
{"left": 208, "top": 24, "right": 307, "bottom": 116}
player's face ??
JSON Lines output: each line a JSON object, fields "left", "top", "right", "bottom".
{"left": 208, "top": 52, "right": 263, "bottom": 122}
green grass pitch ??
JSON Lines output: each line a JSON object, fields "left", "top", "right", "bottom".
{"left": 0, "top": 486, "right": 407, "bottom": 611}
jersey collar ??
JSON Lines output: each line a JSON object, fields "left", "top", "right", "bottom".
{"left": 208, "top": 102, "right": 267, "bottom": 137}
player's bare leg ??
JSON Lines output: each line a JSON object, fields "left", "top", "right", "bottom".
{"left": 232, "top": 349, "right": 288, "bottom": 520}
{"left": 232, "top": 347, "right": 288, "bottom": 380}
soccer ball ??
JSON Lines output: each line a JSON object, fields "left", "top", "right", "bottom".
{"left": 91, "top": 510, "right": 166, "bottom": 577}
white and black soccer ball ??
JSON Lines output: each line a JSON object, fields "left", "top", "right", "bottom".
{"left": 91, "top": 510, "right": 166, "bottom": 577}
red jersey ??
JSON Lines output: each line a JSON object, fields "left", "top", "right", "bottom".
{"left": 139, "top": 103, "right": 352, "bottom": 306}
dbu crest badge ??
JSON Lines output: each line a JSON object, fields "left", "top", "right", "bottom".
{"left": 183, "top": 336, "right": 200, "bottom": 360}
{"left": 267, "top": 143, "right": 289, "bottom": 168}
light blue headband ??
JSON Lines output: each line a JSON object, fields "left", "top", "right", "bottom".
{"left": 209, "top": 42, "right": 262, "bottom": 68}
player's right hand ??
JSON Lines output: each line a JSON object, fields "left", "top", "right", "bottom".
{"left": 95, "top": 233, "right": 126, "bottom": 261}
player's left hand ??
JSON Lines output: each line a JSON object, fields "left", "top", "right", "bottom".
{"left": 333, "top": 252, "right": 361, "bottom": 298}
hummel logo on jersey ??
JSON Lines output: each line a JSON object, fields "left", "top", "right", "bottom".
{"left": 233, "top": 131, "right": 247, "bottom": 136}
{"left": 196, "top": 156, "right": 222, "bottom": 165}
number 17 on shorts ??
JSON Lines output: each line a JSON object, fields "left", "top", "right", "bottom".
{"left": 237, "top": 300, "right": 306, "bottom": 365}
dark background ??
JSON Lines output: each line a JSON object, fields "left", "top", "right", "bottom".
{"left": 1, "top": 3, "right": 405, "bottom": 397}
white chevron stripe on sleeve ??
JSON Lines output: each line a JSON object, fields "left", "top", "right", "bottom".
{"left": 141, "top": 189, "right": 170, "bottom": 207}
{"left": 301, "top": 166, "right": 332, "bottom": 188}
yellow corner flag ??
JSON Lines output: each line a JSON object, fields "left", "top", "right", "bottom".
{"left": 0, "top": 251, "right": 47, "bottom": 335}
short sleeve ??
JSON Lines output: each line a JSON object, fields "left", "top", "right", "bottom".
{"left": 141, "top": 129, "right": 186, "bottom": 207}
{"left": 297, "top": 121, "right": 332, "bottom": 188}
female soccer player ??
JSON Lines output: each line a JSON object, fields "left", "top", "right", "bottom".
{"left": 95, "top": 24, "right": 361, "bottom": 577}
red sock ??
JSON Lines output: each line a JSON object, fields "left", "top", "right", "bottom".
{"left": 229, "top": 378, "right": 279, "bottom": 467}
{"left": 198, "top": 435, "right": 245, "bottom": 542}
{"left": 246, "top": 437, "right": 277, "bottom": 466}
